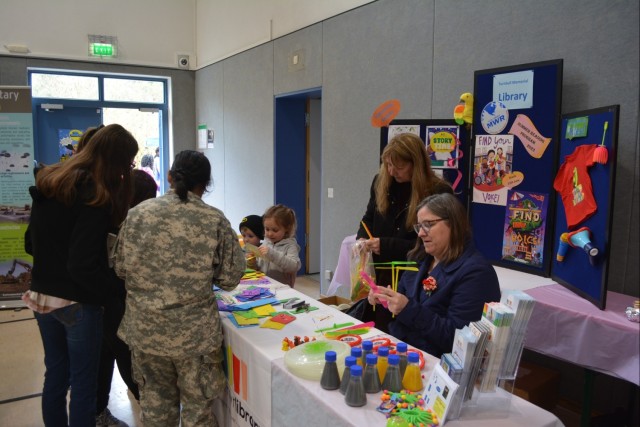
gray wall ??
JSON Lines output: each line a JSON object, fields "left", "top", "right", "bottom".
{"left": 0, "top": 56, "right": 196, "bottom": 158}
{"left": 195, "top": 0, "right": 639, "bottom": 297}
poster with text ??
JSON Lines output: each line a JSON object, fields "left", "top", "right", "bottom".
{"left": 472, "top": 135, "right": 514, "bottom": 206}
{"left": 58, "top": 128, "right": 84, "bottom": 162}
{"left": 387, "top": 124, "right": 420, "bottom": 142}
{"left": 0, "top": 86, "right": 34, "bottom": 303}
{"left": 502, "top": 190, "right": 548, "bottom": 268}
{"left": 426, "top": 125, "right": 460, "bottom": 169}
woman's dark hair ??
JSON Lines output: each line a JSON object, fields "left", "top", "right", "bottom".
{"left": 131, "top": 169, "right": 157, "bottom": 207}
{"left": 169, "top": 150, "right": 211, "bottom": 202}
{"left": 408, "top": 193, "right": 471, "bottom": 264}
{"left": 36, "top": 124, "right": 138, "bottom": 225}
{"left": 141, "top": 154, "right": 154, "bottom": 168}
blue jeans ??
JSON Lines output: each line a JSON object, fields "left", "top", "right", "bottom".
{"left": 35, "top": 303, "right": 103, "bottom": 427}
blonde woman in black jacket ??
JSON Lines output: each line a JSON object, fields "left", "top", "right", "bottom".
{"left": 357, "top": 133, "right": 452, "bottom": 332}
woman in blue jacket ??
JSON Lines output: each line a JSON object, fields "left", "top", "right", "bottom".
{"left": 368, "top": 193, "right": 501, "bottom": 357}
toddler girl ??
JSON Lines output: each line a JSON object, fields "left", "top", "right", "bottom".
{"left": 257, "top": 204, "right": 301, "bottom": 287}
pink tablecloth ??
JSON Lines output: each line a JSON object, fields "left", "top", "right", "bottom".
{"left": 524, "top": 284, "right": 640, "bottom": 385}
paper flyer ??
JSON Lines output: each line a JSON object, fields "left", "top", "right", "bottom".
{"left": 423, "top": 363, "right": 459, "bottom": 424}
{"left": 58, "top": 129, "right": 84, "bottom": 162}
{"left": 387, "top": 124, "right": 420, "bottom": 142}
{"left": 501, "top": 190, "right": 548, "bottom": 267}
{"left": 508, "top": 114, "right": 552, "bottom": 159}
{"left": 472, "top": 135, "right": 514, "bottom": 206}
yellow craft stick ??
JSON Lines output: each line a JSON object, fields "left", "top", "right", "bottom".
{"left": 361, "top": 221, "right": 374, "bottom": 239}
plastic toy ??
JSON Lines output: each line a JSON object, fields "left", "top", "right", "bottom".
{"left": 593, "top": 121, "right": 609, "bottom": 164}
{"left": 567, "top": 226, "right": 599, "bottom": 265}
{"left": 281, "top": 335, "right": 315, "bottom": 351}
{"left": 453, "top": 92, "right": 474, "bottom": 126}
{"left": 556, "top": 233, "right": 570, "bottom": 261}
{"left": 284, "top": 339, "right": 350, "bottom": 381}
{"left": 360, "top": 271, "right": 388, "bottom": 308}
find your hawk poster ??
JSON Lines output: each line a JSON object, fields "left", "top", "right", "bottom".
{"left": 502, "top": 190, "right": 548, "bottom": 267}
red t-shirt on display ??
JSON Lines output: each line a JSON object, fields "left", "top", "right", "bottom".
{"left": 553, "top": 144, "right": 598, "bottom": 229}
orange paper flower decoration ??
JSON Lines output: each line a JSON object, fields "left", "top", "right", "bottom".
{"left": 422, "top": 276, "right": 437, "bottom": 296}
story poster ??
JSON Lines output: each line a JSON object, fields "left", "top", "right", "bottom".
{"left": 0, "top": 86, "right": 34, "bottom": 305}
{"left": 426, "top": 125, "right": 460, "bottom": 169}
{"left": 501, "top": 190, "right": 548, "bottom": 267}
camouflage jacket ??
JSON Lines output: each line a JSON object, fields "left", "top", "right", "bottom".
{"left": 114, "top": 190, "right": 245, "bottom": 357}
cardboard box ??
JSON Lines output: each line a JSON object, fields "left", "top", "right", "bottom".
{"left": 513, "top": 361, "right": 560, "bottom": 411}
{"left": 317, "top": 296, "right": 352, "bottom": 311}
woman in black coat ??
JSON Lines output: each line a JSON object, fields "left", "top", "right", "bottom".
{"left": 356, "top": 133, "right": 452, "bottom": 332}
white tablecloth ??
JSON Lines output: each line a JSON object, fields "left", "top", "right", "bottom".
{"left": 217, "top": 281, "right": 378, "bottom": 427}
{"left": 271, "top": 356, "right": 563, "bottom": 427}
{"left": 215, "top": 280, "right": 563, "bottom": 427}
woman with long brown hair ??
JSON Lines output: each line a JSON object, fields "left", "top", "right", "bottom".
{"left": 23, "top": 124, "right": 138, "bottom": 426}
{"left": 356, "top": 133, "right": 453, "bottom": 332}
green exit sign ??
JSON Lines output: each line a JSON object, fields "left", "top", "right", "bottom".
{"left": 90, "top": 43, "right": 114, "bottom": 57}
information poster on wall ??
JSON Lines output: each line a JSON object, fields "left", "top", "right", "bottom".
{"left": 472, "top": 135, "right": 515, "bottom": 206}
{"left": 0, "top": 86, "right": 34, "bottom": 305}
{"left": 58, "top": 128, "right": 84, "bottom": 161}
{"left": 501, "top": 190, "right": 549, "bottom": 268}
{"left": 426, "top": 125, "right": 460, "bottom": 169}
{"left": 470, "top": 60, "right": 563, "bottom": 276}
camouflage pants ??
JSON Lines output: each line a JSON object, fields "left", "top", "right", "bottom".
{"left": 132, "top": 348, "right": 226, "bottom": 427}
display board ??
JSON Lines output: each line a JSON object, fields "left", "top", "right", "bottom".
{"left": 380, "top": 119, "right": 471, "bottom": 207}
{"left": 550, "top": 105, "right": 619, "bottom": 309}
{"left": 470, "top": 60, "right": 563, "bottom": 276}
{"left": 0, "top": 86, "right": 34, "bottom": 308}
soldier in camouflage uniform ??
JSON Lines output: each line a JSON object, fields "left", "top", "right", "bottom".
{"left": 114, "top": 150, "right": 245, "bottom": 427}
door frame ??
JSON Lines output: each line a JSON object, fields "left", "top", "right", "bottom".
{"left": 28, "top": 69, "right": 170, "bottom": 192}
{"left": 274, "top": 88, "right": 322, "bottom": 275}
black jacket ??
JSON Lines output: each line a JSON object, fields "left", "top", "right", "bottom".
{"left": 357, "top": 175, "right": 453, "bottom": 286}
{"left": 25, "top": 185, "right": 120, "bottom": 305}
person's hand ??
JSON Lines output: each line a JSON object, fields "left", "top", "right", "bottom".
{"left": 245, "top": 254, "right": 257, "bottom": 270}
{"left": 374, "top": 286, "right": 409, "bottom": 315}
{"left": 367, "top": 287, "right": 380, "bottom": 306}
{"left": 364, "top": 237, "right": 381, "bottom": 255}
{"left": 258, "top": 245, "right": 269, "bottom": 257}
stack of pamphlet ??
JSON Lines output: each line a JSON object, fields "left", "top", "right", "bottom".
{"left": 500, "top": 289, "right": 536, "bottom": 378}
{"left": 463, "top": 320, "right": 490, "bottom": 401}
{"left": 477, "top": 302, "right": 514, "bottom": 392}
{"left": 444, "top": 326, "right": 479, "bottom": 418}
{"left": 440, "top": 353, "right": 464, "bottom": 384}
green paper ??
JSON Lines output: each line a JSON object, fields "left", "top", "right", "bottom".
{"left": 234, "top": 310, "right": 259, "bottom": 319}
{"left": 566, "top": 117, "right": 588, "bottom": 140}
